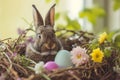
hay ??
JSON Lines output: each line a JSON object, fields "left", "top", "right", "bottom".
{"left": 0, "top": 30, "right": 120, "bottom": 80}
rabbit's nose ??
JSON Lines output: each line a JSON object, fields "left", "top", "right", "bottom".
{"left": 51, "top": 44, "right": 56, "bottom": 49}
{"left": 44, "top": 43, "right": 56, "bottom": 50}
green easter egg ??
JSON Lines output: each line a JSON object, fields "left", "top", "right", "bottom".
{"left": 55, "top": 50, "right": 73, "bottom": 68}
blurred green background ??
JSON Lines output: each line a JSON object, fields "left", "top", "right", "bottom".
{"left": 0, "top": 0, "right": 120, "bottom": 39}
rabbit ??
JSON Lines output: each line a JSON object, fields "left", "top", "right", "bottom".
{"left": 26, "top": 4, "right": 63, "bottom": 62}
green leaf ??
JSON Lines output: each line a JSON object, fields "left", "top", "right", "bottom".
{"left": 113, "top": 32, "right": 120, "bottom": 47}
{"left": 107, "top": 32, "right": 115, "bottom": 42}
{"left": 66, "top": 25, "right": 74, "bottom": 30}
{"left": 79, "top": 6, "right": 105, "bottom": 25}
{"left": 55, "top": 13, "right": 60, "bottom": 20}
{"left": 55, "top": 31, "right": 61, "bottom": 37}
{"left": 45, "top": 0, "right": 59, "bottom": 3}
{"left": 45, "top": 0, "right": 51, "bottom": 3}
{"left": 55, "top": 0, "right": 60, "bottom": 3}
{"left": 92, "top": 7, "right": 105, "bottom": 17}
{"left": 113, "top": 2, "right": 120, "bottom": 11}
{"left": 79, "top": 9, "right": 92, "bottom": 18}
{"left": 66, "top": 16, "right": 81, "bottom": 31}
{"left": 89, "top": 39, "right": 99, "bottom": 49}
{"left": 87, "top": 15, "right": 96, "bottom": 25}
{"left": 113, "top": 0, "right": 120, "bottom": 11}
{"left": 56, "top": 24, "right": 66, "bottom": 30}
{"left": 104, "top": 47, "right": 111, "bottom": 57}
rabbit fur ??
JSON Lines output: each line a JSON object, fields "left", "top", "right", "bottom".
{"left": 26, "top": 4, "right": 62, "bottom": 62}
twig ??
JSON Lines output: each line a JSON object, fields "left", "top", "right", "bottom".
{"left": 0, "top": 38, "right": 12, "bottom": 42}
{"left": 48, "top": 66, "right": 92, "bottom": 77}
{"left": 10, "top": 68, "right": 19, "bottom": 79}
{"left": 100, "top": 71, "right": 113, "bottom": 80}
{"left": 23, "top": 75, "right": 34, "bottom": 80}
{"left": 2, "top": 52, "right": 12, "bottom": 72}
{"left": 0, "top": 63, "right": 8, "bottom": 72}
{"left": 66, "top": 71, "right": 81, "bottom": 80}
{"left": 13, "top": 63, "right": 29, "bottom": 76}
{"left": 13, "top": 34, "right": 24, "bottom": 49}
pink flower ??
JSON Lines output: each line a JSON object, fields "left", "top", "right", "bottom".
{"left": 26, "top": 36, "right": 35, "bottom": 44}
{"left": 17, "top": 28, "right": 26, "bottom": 35}
{"left": 70, "top": 46, "right": 89, "bottom": 66}
{"left": 7, "top": 52, "right": 17, "bottom": 58}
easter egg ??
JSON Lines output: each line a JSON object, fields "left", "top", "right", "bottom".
{"left": 55, "top": 50, "right": 73, "bottom": 68}
{"left": 44, "top": 61, "right": 59, "bottom": 71}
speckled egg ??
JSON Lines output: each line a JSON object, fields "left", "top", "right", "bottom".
{"left": 44, "top": 61, "right": 59, "bottom": 71}
{"left": 54, "top": 50, "right": 73, "bottom": 68}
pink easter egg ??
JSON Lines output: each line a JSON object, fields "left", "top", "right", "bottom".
{"left": 44, "top": 61, "right": 59, "bottom": 71}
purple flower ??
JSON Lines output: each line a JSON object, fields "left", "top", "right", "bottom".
{"left": 12, "top": 52, "right": 17, "bottom": 57}
{"left": 7, "top": 52, "right": 17, "bottom": 58}
{"left": 26, "top": 36, "right": 35, "bottom": 44}
{"left": 17, "top": 28, "right": 26, "bottom": 35}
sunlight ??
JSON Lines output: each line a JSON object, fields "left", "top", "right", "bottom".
{"left": 66, "top": 0, "right": 83, "bottom": 19}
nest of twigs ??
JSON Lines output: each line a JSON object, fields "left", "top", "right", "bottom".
{"left": 0, "top": 30, "right": 120, "bottom": 80}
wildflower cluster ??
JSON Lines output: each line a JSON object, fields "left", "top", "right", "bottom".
{"left": 70, "top": 32, "right": 108, "bottom": 66}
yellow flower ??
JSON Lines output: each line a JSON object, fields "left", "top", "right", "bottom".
{"left": 90, "top": 48, "right": 104, "bottom": 63}
{"left": 98, "top": 32, "right": 107, "bottom": 44}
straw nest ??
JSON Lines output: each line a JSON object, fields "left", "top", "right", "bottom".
{"left": 0, "top": 30, "right": 120, "bottom": 80}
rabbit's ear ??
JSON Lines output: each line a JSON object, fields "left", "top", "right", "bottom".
{"left": 32, "top": 5, "right": 44, "bottom": 28}
{"left": 45, "top": 4, "right": 56, "bottom": 27}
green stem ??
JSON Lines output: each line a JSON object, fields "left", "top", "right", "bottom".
{"left": 41, "top": 73, "right": 51, "bottom": 80}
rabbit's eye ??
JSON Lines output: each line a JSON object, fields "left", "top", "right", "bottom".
{"left": 36, "top": 33, "right": 41, "bottom": 38}
{"left": 38, "top": 35, "right": 41, "bottom": 38}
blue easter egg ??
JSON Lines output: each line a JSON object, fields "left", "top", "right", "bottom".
{"left": 54, "top": 50, "right": 73, "bottom": 68}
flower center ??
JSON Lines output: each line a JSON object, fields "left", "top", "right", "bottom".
{"left": 96, "top": 54, "right": 99, "bottom": 58}
{"left": 77, "top": 54, "right": 81, "bottom": 59}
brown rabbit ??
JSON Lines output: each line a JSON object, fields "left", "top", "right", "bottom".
{"left": 26, "top": 4, "right": 62, "bottom": 62}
